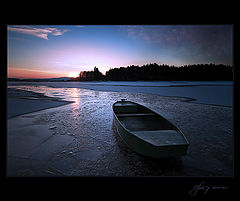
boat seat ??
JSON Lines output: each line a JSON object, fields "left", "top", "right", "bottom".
{"left": 132, "top": 130, "right": 187, "bottom": 146}
{"left": 116, "top": 113, "right": 156, "bottom": 117}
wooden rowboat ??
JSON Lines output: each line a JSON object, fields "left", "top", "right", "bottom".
{"left": 113, "top": 99, "right": 189, "bottom": 158}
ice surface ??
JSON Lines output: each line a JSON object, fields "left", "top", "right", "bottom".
{"left": 8, "top": 81, "right": 232, "bottom": 106}
{"left": 7, "top": 88, "right": 72, "bottom": 118}
{"left": 7, "top": 83, "right": 233, "bottom": 176}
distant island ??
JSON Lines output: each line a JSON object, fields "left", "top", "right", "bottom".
{"left": 8, "top": 63, "right": 233, "bottom": 82}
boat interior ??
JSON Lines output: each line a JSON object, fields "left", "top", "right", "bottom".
{"left": 113, "top": 101, "right": 188, "bottom": 146}
{"left": 113, "top": 101, "right": 175, "bottom": 132}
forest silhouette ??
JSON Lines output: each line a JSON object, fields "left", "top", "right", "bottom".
{"left": 72, "top": 63, "right": 233, "bottom": 81}
{"left": 8, "top": 63, "right": 232, "bottom": 82}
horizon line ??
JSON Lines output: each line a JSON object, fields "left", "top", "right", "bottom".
{"left": 8, "top": 63, "right": 233, "bottom": 80}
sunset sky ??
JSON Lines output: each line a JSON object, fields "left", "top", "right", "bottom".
{"left": 7, "top": 25, "right": 233, "bottom": 79}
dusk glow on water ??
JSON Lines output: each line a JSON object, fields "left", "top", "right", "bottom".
{"left": 7, "top": 25, "right": 233, "bottom": 79}
{"left": 8, "top": 81, "right": 233, "bottom": 107}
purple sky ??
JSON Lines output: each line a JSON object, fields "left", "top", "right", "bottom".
{"left": 7, "top": 25, "right": 233, "bottom": 79}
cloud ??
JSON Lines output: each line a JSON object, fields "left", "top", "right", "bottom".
{"left": 8, "top": 25, "right": 69, "bottom": 40}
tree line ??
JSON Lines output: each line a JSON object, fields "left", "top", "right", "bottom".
{"left": 73, "top": 67, "right": 104, "bottom": 81}
{"left": 71, "top": 63, "right": 233, "bottom": 81}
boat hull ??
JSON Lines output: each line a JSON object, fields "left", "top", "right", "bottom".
{"left": 113, "top": 101, "right": 189, "bottom": 158}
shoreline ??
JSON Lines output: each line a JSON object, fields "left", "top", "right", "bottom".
{"left": 7, "top": 88, "right": 74, "bottom": 119}
{"left": 7, "top": 87, "right": 233, "bottom": 177}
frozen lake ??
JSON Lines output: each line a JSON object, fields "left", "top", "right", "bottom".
{"left": 8, "top": 81, "right": 232, "bottom": 107}
{"left": 7, "top": 83, "right": 233, "bottom": 176}
{"left": 7, "top": 81, "right": 233, "bottom": 176}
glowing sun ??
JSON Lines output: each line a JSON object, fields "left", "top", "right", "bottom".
{"left": 68, "top": 72, "right": 79, "bottom": 78}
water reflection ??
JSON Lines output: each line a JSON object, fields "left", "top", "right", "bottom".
{"left": 67, "top": 88, "right": 81, "bottom": 117}
{"left": 71, "top": 88, "right": 80, "bottom": 107}
{"left": 9, "top": 85, "right": 78, "bottom": 102}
